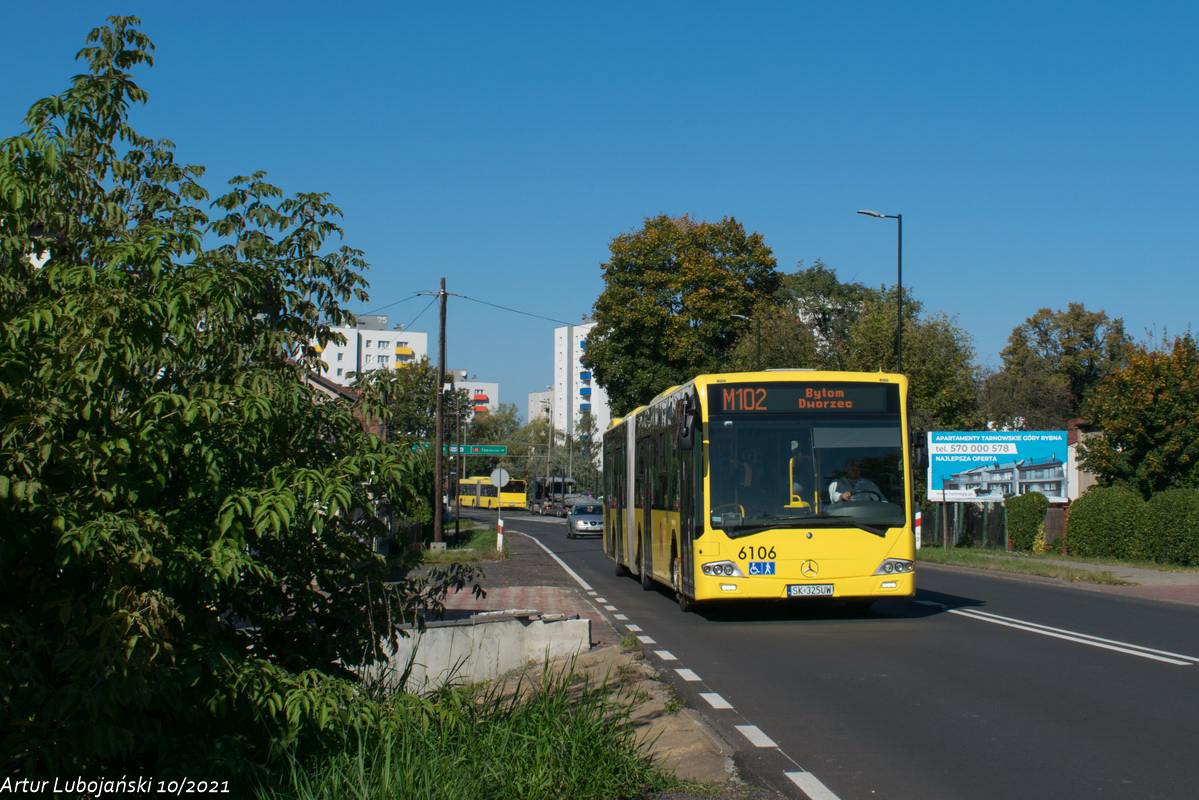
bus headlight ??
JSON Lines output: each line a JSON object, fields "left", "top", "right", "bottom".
{"left": 702, "top": 560, "right": 744, "bottom": 577}
{"left": 873, "top": 558, "right": 914, "bottom": 575}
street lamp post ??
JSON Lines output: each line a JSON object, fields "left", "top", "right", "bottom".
{"left": 857, "top": 210, "right": 903, "bottom": 372}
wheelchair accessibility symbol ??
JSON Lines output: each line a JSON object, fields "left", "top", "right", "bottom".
{"left": 747, "top": 561, "right": 776, "bottom": 576}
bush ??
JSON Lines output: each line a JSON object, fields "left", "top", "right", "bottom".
{"left": 1005, "top": 492, "right": 1050, "bottom": 552}
{"left": 1139, "top": 489, "right": 1199, "bottom": 566}
{"left": 1065, "top": 486, "right": 1146, "bottom": 559}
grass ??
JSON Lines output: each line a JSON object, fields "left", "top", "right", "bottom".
{"left": 420, "top": 524, "right": 510, "bottom": 566}
{"left": 917, "top": 547, "right": 1134, "bottom": 585}
{"left": 256, "top": 663, "right": 674, "bottom": 800}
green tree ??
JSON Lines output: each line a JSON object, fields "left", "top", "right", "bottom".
{"left": 844, "top": 292, "right": 982, "bottom": 431}
{"left": 1079, "top": 334, "right": 1199, "bottom": 497}
{"left": 724, "top": 302, "right": 821, "bottom": 372}
{"left": 353, "top": 356, "right": 470, "bottom": 445}
{"left": 983, "top": 303, "right": 1132, "bottom": 429}
{"left": 584, "top": 214, "right": 779, "bottom": 414}
{"left": 754, "top": 263, "right": 981, "bottom": 431}
{"left": 464, "top": 401, "right": 523, "bottom": 475}
{"left": 507, "top": 414, "right": 555, "bottom": 482}
{"left": 774, "top": 260, "right": 882, "bottom": 369}
{"left": 0, "top": 17, "right": 475, "bottom": 779}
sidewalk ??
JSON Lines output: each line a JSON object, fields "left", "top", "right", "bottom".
{"left": 931, "top": 552, "right": 1199, "bottom": 607}
{"left": 438, "top": 527, "right": 623, "bottom": 645}
{"left": 435, "top": 527, "right": 764, "bottom": 796}
{"left": 1046, "top": 559, "right": 1199, "bottom": 607}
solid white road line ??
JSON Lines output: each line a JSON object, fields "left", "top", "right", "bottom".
{"left": 511, "top": 530, "right": 593, "bottom": 591}
{"left": 950, "top": 608, "right": 1197, "bottom": 666}
{"left": 515, "top": 526, "right": 847, "bottom": 800}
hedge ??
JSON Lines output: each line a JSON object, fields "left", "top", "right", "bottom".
{"left": 1139, "top": 489, "right": 1199, "bottom": 566}
{"left": 1005, "top": 492, "right": 1050, "bottom": 552}
{"left": 1065, "top": 486, "right": 1146, "bottom": 559}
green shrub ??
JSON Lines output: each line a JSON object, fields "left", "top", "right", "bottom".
{"left": 1005, "top": 492, "right": 1050, "bottom": 552}
{"left": 1065, "top": 486, "right": 1145, "bottom": 559}
{"left": 1139, "top": 489, "right": 1199, "bottom": 566}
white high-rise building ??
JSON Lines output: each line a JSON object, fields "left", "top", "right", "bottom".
{"left": 313, "top": 314, "right": 428, "bottom": 386}
{"left": 551, "top": 320, "right": 611, "bottom": 454}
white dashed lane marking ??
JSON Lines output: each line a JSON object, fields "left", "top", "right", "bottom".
{"left": 787, "top": 771, "right": 844, "bottom": 800}
{"left": 736, "top": 725, "right": 777, "bottom": 748}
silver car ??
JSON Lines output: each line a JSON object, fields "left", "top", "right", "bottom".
{"left": 567, "top": 502, "right": 603, "bottom": 539}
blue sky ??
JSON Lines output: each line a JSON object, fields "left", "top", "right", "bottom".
{"left": 7, "top": 2, "right": 1196, "bottom": 419}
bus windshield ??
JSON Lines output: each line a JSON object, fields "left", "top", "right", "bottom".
{"left": 707, "top": 403, "right": 905, "bottom": 535}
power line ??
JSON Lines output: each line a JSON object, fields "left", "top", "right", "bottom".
{"left": 452, "top": 292, "right": 577, "bottom": 326}
{"left": 364, "top": 293, "right": 423, "bottom": 315}
{"left": 367, "top": 290, "right": 578, "bottom": 328}
{"left": 402, "top": 294, "right": 439, "bottom": 333}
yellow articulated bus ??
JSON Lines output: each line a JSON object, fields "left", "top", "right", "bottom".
{"left": 602, "top": 371, "right": 916, "bottom": 612}
{"left": 456, "top": 477, "right": 527, "bottom": 509}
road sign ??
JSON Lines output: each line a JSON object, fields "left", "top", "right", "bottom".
{"left": 444, "top": 444, "right": 507, "bottom": 455}
{"left": 490, "top": 468, "right": 511, "bottom": 488}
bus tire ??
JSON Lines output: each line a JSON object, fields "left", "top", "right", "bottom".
{"left": 671, "top": 554, "right": 694, "bottom": 613}
{"left": 614, "top": 557, "right": 629, "bottom": 577}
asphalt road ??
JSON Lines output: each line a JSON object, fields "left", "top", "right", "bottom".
{"left": 500, "top": 510, "right": 1199, "bottom": 800}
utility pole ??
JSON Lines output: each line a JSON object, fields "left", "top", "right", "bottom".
{"left": 432, "top": 278, "right": 447, "bottom": 549}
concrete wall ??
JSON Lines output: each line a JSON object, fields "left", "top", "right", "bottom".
{"left": 363, "top": 613, "right": 591, "bottom": 693}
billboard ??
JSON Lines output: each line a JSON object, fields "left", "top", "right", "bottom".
{"left": 926, "top": 431, "right": 1068, "bottom": 503}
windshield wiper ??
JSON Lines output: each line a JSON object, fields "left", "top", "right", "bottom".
{"left": 717, "top": 513, "right": 891, "bottom": 538}
{"left": 801, "top": 513, "right": 889, "bottom": 537}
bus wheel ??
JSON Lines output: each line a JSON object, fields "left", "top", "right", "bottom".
{"left": 671, "top": 556, "right": 694, "bottom": 613}
{"left": 614, "top": 557, "right": 629, "bottom": 577}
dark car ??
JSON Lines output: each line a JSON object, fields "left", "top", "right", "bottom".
{"left": 566, "top": 502, "right": 603, "bottom": 539}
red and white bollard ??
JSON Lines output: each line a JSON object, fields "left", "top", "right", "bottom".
{"left": 496, "top": 517, "right": 504, "bottom": 552}
{"left": 914, "top": 510, "right": 922, "bottom": 550}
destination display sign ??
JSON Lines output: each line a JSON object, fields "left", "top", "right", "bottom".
{"left": 714, "top": 382, "right": 894, "bottom": 414}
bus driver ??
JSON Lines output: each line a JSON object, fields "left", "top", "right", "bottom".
{"left": 829, "top": 460, "right": 885, "bottom": 503}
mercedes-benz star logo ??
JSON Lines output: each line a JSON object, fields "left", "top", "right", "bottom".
{"left": 800, "top": 560, "right": 819, "bottom": 578}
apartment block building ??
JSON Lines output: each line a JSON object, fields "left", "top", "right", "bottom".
{"left": 314, "top": 314, "right": 428, "bottom": 385}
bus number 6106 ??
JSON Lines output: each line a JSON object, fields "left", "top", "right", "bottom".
{"left": 738, "top": 546, "right": 776, "bottom": 560}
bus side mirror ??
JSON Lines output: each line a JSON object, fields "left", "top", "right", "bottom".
{"left": 677, "top": 395, "right": 698, "bottom": 451}
{"left": 913, "top": 441, "right": 928, "bottom": 470}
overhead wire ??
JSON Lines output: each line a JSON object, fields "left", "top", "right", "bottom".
{"left": 450, "top": 292, "right": 577, "bottom": 327}
{"left": 365, "top": 290, "right": 579, "bottom": 328}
